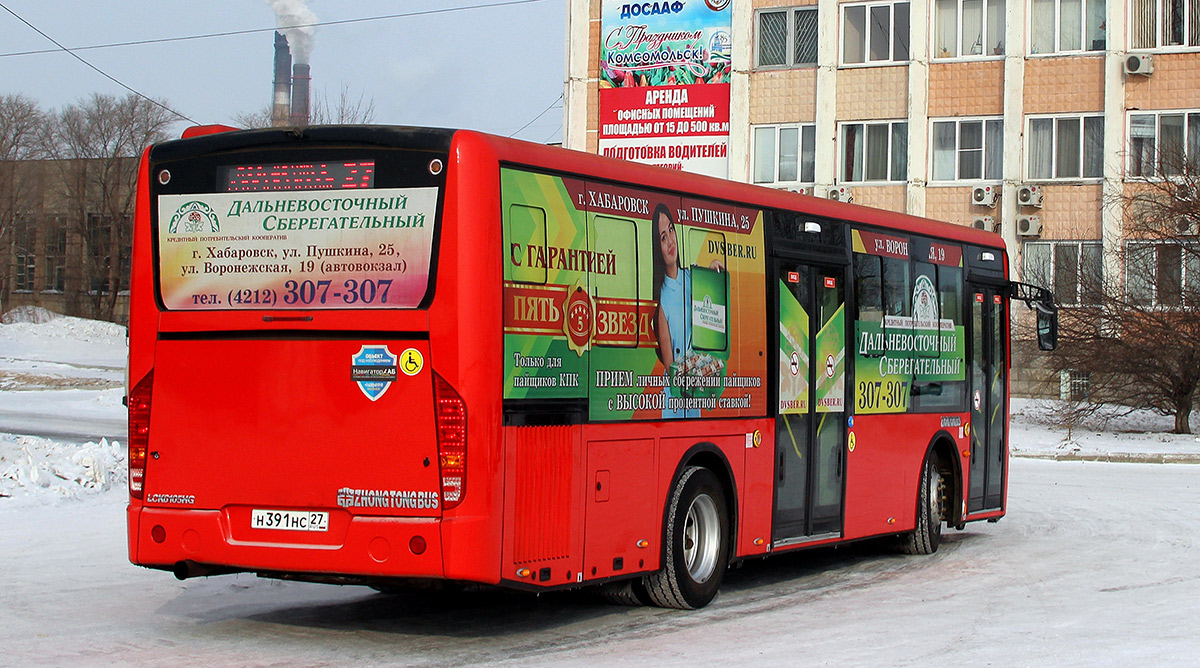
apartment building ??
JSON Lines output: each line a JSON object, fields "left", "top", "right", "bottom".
{"left": 564, "top": 0, "right": 1200, "bottom": 312}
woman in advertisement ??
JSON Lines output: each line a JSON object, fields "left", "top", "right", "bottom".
{"left": 651, "top": 203, "right": 724, "bottom": 418}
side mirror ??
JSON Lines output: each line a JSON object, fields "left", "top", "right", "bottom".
{"left": 1036, "top": 303, "right": 1058, "bottom": 351}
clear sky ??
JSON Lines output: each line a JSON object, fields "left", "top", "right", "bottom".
{"left": 0, "top": 0, "right": 565, "bottom": 143}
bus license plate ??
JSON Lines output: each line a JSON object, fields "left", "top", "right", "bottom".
{"left": 250, "top": 509, "right": 329, "bottom": 532}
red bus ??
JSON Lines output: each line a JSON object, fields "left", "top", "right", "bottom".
{"left": 127, "top": 125, "right": 1055, "bottom": 609}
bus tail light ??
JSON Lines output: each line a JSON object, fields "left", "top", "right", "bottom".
{"left": 433, "top": 372, "right": 466, "bottom": 510}
{"left": 128, "top": 371, "right": 153, "bottom": 500}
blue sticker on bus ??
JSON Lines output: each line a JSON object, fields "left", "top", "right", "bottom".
{"left": 351, "top": 345, "right": 398, "bottom": 401}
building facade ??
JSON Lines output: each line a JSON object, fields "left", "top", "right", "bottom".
{"left": 1, "top": 158, "right": 134, "bottom": 324}
{"left": 564, "top": 0, "right": 1200, "bottom": 313}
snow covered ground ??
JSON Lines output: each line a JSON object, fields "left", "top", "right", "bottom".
{"left": 1, "top": 311, "right": 1199, "bottom": 666}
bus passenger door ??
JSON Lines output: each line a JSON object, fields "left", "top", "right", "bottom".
{"left": 773, "top": 262, "right": 846, "bottom": 544}
{"left": 968, "top": 288, "right": 1007, "bottom": 513}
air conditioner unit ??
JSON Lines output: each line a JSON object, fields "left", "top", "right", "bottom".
{"left": 1124, "top": 54, "right": 1154, "bottom": 76}
{"left": 1173, "top": 183, "right": 1197, "bottom": 203}
{"left": 972, "top": 216, "right": 997, "bottom": 232}
{"left": 827, "top": 186, "right": 853, "bottom": 203}
{"left": 1017, "top": 215, "right": 1043, "bottom": 237}
{"left": 1178, "top": 217, "right": 1200, "bottom": 236}
{"left": 787, "top": 185, "right": 814, "bottom": 196}
{"left": 972, "top": 185, "right": 1000, "bottom": 208}
{"left": 1017, "top": 184, "right": 1043, "bottom": 208}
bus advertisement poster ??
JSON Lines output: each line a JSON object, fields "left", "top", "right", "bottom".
{"left": 156, "top": 188, "right": 438, "bottom": 310}
{"left": 500, "top": 168, "right": 767, "bottom": 421}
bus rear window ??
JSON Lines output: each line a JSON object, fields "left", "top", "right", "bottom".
{"left": 156, "top": 187, "right": 437, "bottom": 310}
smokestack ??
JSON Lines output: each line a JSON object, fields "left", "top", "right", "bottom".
{"left": 290, "top": 63, "right": 310, "bottom": 126}
{"left": 271, "top": 32, "right": 292, "bottom": 127}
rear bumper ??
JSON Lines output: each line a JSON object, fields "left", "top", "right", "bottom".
{"left": 130, "top": 506, "right": 447, "bottom": 579}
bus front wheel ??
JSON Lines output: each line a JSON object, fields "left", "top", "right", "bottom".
{"left": 643, "top": 466, "right": 729, "bottom": 609}
{"left": 901, "top": 455, "right": 944, "bottom": 555}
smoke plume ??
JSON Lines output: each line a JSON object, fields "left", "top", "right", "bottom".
{"left": 266, "top": 0, "right": 317, "bottom": 63}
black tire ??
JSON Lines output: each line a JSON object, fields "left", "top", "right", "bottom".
{"left": 901, "top": 455, "right": 944, "bottom": 555}
{"left": 643, "top": 466, "right": 730, "bottom": 609}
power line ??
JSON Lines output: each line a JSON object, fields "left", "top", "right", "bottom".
{"left": 510, "top": 94, "right": 563, "bottom": 138}
{"left": 0, "top": 0, "right": 550, "bottom": 58}
{"left": 0, "top": 1, "right": 199, "bottom": 124}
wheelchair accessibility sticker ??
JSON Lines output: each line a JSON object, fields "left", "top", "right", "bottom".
{"left": 351, "top": 345, "right": 399, "bottom": 401}
{"left": 399, "top": 348, "right": 424, "bottom": 376}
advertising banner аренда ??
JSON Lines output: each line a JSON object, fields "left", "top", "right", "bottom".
{"left": 599, "top": 0, "right": 732, "bottom": 178}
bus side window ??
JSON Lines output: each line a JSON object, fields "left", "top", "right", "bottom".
{"left": 854, "top": 253, "right": 883, "bottom": 323}
{"left": 507, "top": 204, "right": 547, "bottom": 285}
{"left": 881, "top": 256, "right": 910, "bottom": 317}
{"left": 592, "top": 215, "right": 638, "bottom": 347}
{"left": 689, "top": 228, "right": 728, "bottom": 352}
{"left": 912, "top": 263, "right": 967, "bottom": 410}
{"left": 914, "top": 261, "right": 939, "bottom": 359}
{"left": 938, "top": 265, "right": 963, "bottom": 332}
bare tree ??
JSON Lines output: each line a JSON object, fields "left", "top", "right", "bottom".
{"left": 0, "top": 94, "right": 44, "bottom": 310}
{"left": 310, "top": 85, "right": 376, "bottom": 124}
{"left": 230, "top": 104, "right": 274, "bottom": 130}
{"left": 1037, "top": 148, "right": 1200, "bottom": 434}
{"left": 39, "top": 93, "right": 176, "bottom": 321}
{"left": 232, "top": 85, "right": 377, "bottom": 129}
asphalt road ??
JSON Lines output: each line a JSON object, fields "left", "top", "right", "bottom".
{"left": 0, "top": 405, "right": 126, "bottom": 443}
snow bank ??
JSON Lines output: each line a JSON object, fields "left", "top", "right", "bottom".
{"left": 0, "top": 434, "right": 125, "bottom": 506}
{"left": 0, "top": 308, "right": 126, "bottom": 386}
{"left": 0, "top": 307, "right": 126, "bottom": 344}
{"left": 1011, "top": 398, "right": 1200, "bottom": 463}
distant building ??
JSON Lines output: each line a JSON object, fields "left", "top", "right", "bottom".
{"left": 565, "top": 0, "right": 1199, "bottom": 300}
{"left": 564, "top": 0, "right": 1200, "bottom": 395}
{"left": 1, "top": 158, "right": 135, "bottom": 324}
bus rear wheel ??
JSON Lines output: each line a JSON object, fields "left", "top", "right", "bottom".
{"left": 901, "top": 455, "right": 944, "bottom": 555}
{"left": 643, "top": 466, "right": 729, "bottom": 609}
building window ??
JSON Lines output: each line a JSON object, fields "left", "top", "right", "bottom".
{"left": 85, "top": 214, "right": 132, "bottom": 294}
{"left": 1023, "top": 241, "right": 1104, "bottom": 306}
{"left": 1027, "top": 114, "right": 1105, "bottom": 180}
{"left": 753, "top": 124, "right": 817, "bottom": 185}
{"left": 756, "top": 8, "right": 818, "bottom": 68}
{"left": 42, "top": 223, "right": 66, "bottom": 293}
{"left": 14, "top": 221, "right": 36, "bottom": 292}
{"left": 842, "top": 2, "right": 910, "bottom": 65}
{"left": 933, "top": 0, "right": 1006, "bottom": 58}
{"left": 1030, "top": 0, "right": 1106, "bottom": 53}
{"left": 840, "top": 121, "right": 908, "bottom": 183}
{"left": 1128, "top": 111, "right": 1200, "bottom": 177}
{"left": 1131, "top": 0, "right": 1200, "bottom": 49}
{"left": 931, "top": 118, "right": 1003, "bottom": 181}
{"left": 1126, "top": 242, "right": 1200, "bottom": 306}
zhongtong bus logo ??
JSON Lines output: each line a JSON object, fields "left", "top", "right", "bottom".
{"left": 167, "top": 200, "right": 220, "bottom": 234}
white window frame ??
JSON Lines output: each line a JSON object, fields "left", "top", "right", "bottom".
{"left": 1124, "top": 240, "right": 1200, "bottom": 307}
{"left": 1130, "top": 0, "right": 1200, "bottom": 50}
{"left": 752, "top": 124, "right": 818, "bottom": 186}
{"left": 1022, "top": 240, "right": 1105, "bottom": 306}
{"left": 1028, "top": 0, "right": 1107, "bottom": 55}
{"left": 755, "top": 7, "right": 819, "bottom": 69}
{"left": 1126, "top": 110, "right": 1200, "bottom": 178}
{"left": 932, "top": 0, "right": 1007, "bottom": 60}
{"left": 1025, "top": 113, "right": 1105, "bottom": 181}
{"left": 838, "top": 120, "right": 909, "bottom": 183}
{"left": 841, "top": 1, "right": 911, "bottom": 66}
{"left": 929, "top": 117, "right": 1004, "bottom": 183}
